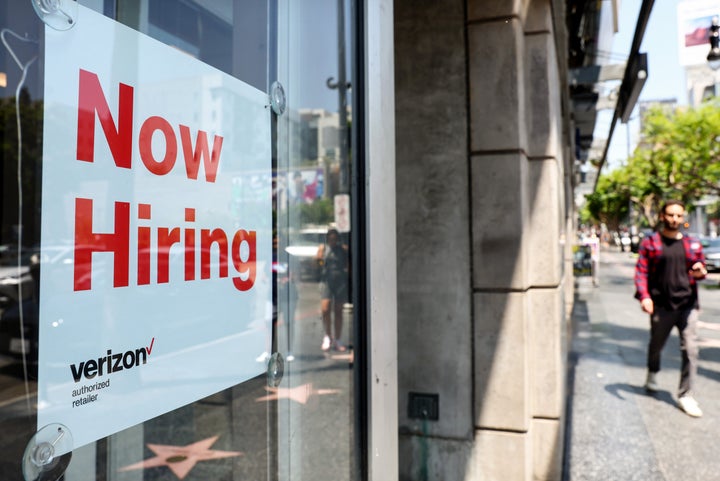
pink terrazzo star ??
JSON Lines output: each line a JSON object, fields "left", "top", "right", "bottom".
{"left": 329, "top": 350, "right": 354, "bottom": 362}
{"left": 119, "top": 435, "right": 242, "bottom": 480}
{"left": 255, "top": 383, "right": 340, "bottom": 404}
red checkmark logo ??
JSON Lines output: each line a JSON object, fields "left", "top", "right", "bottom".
{"left": 147, "top": 337, "right": 155, "bottom": 355}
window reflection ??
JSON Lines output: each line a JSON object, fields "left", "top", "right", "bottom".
{"left": 272, "top": 2, "right": 356, "bottom": 480}
{"left": 0, "top": 0, "right": 357, "bottom": 479}
{"left": 0, "top": 4, "right": 45, "bottom": 480}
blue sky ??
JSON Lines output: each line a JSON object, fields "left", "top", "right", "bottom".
{"left": 627, "top": 1, "right": 687, "bottom": 103}
{"left": 599, "top": 0, "right": 704, "bottom": 168}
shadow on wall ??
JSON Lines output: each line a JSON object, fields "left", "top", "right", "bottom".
{"left": 395, "top": 1, "right": 572, "bottom": 480}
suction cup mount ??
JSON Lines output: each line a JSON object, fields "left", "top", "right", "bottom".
{"left": 22, "top": 423, "right": 73, "bottom": 481}
{"left": 31, "top": 0, "right": 78, "bottom": 31}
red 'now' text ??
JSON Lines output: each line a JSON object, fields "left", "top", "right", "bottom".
{"left": 76, "top": 68, "right": 223, "bottom": 182}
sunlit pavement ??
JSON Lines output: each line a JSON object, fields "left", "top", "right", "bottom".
{"left": 564, "top": 247, "right": 720, "bottom": 481}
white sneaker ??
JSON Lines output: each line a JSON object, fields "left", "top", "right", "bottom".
{"left": 644, "top": 372, "right": 659, "bottom": 392}
{"left": 286, "top": 353, "right": 295, "bottom": 362}
{"left": 321, "top": 335, "right": 332, "bottom": 351}
{"left": 678, "top": 396, "right": 703, "bottom": 418}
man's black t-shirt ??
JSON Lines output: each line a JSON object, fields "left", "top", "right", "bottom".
{"left": 652, "top": 236, "right": 695, "bottom": 311}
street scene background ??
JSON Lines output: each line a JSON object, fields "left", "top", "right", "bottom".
{"left": 566, "top": 245, "right": 720, "bottom": 480}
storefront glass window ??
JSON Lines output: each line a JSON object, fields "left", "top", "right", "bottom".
{"left": 0, "top": 1, "right": 360, "bottom": 479}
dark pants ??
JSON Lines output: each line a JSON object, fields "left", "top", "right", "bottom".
{"left": 647, "top": 307, "right": 699, "bottom": 397}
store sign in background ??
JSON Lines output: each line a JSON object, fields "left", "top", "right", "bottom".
{"left": 677, "top": 0, "right": 719, "bottom": 66}
{"left": 39, "top": 5, "right": 271, "bottom": 449}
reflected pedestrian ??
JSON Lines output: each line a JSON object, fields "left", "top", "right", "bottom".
{"left": 293, "top": 171, "right": 305, "bottom": 204}
{"left": 634, "top": 200, "right": 706, "bottom": 417}
{"left": 317, "top": 228, "right": 348, "bottom": 352}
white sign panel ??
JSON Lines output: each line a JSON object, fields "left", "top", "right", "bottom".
{"left": 334, "top": 194, "right": 351, "bottom": 233}
{"left": 678, "top": 0, "right": 720, "bottom": 66}
{"left": 39, "top": 5, "right": 272, "bottom": 449}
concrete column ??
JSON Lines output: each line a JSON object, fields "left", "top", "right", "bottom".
{"left": 395, "top": 0, "right": 472, "bottom": 445}
{"left": 525, "top": 4, "right": 563, "bottom": 288}
{"left": 467, "top": 3, "right": 568, "bottom": 481}
{"left": 471, "top": 152, "right": 529, "bottom": 290}
{"left": 467, "top": 0, "right": 532, "bottom": 25}
{"left": 474, "top": 292, "right": 529, "bottom": 431}
{"left": 527, "top": 159, "right": 562, "bottom": 287}
{"left": 523, "top": 7, "right": 568, "bottom": 481}
{"left": 468, "top": 17, "right": 527, "bottom": 152}
{"left": 467, "top": 7, "right": 532, "bottom": 481}
{"left": 399, "top": 435, "right": 473, "bottom": 481}
{"left": 470, "top": 430, "right": 531, "bottom": 481}
{"left": 395, "top": 0, "right": 570, "bottom": 479}
{"left": 525, "top": 29, "right": 560, "bottom": 158}
{"left": 564, "top": 144, "right": 577, "bottom": 320}
{"left": 529, "top": 287, "right": 564, "bottom": 418}
{"left": 532, "top": 418, "right": 564, "bottom": 481}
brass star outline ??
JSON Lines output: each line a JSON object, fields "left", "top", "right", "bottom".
{"left": 255, "top": 383, "right": 341, "bottom": 404}
{"left": 119, "top": 435, "right": 242, "bottom": 479}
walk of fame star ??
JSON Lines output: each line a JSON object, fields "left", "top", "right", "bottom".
{"left": 329, "top": 349, "right": 354, "bottom": 362}
{"left": 255, "top": 383, "right": 341, "bottom": 404}
{"left": 119, "top": 435, "right": 242, "bottom": 479}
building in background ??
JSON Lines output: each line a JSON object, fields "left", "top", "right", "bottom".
{"left": 678, "top": 0, "right": 720, "bottom": 104}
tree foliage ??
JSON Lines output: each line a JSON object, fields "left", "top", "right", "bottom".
{"left": 587, "top": 101, "right": 720, "bottom": 229}
{"left": 584, "top": 167, "right": 631, "bottom": 232}
{"left": 298, "top": 197, "right": 333, "bottom": 226}
{"left": 1, "top": 89, "right": 44, "bottom": 246}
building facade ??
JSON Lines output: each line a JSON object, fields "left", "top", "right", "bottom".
{"left": 395, "top": 1, "right": 575, "bottom": 479}
{"left": 0, "top": 1, "right": 614, "bottom": 480}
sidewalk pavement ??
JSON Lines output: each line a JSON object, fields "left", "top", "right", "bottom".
{"left": 563, "top": 248, "right": 720, "bottom": 481}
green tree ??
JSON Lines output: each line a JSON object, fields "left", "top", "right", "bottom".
{"left": 298, "top": 198, "right": 333, "bottom": 226}
{"left": 1, "top": 89, "right": 44, "bottom": 246}
{"left": 584, "top": 166, "right": 631, "bottom": 232}
{"left": 589, "top": 101, "right": 720, "bottom": 228}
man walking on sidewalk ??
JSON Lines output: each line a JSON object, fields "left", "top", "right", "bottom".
{"left": 634, "top": 200, "right": 707, "bottom": 418}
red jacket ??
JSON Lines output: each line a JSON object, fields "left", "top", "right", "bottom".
{"left": 634, "top": 232, "right": 705, "bottom": 303}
